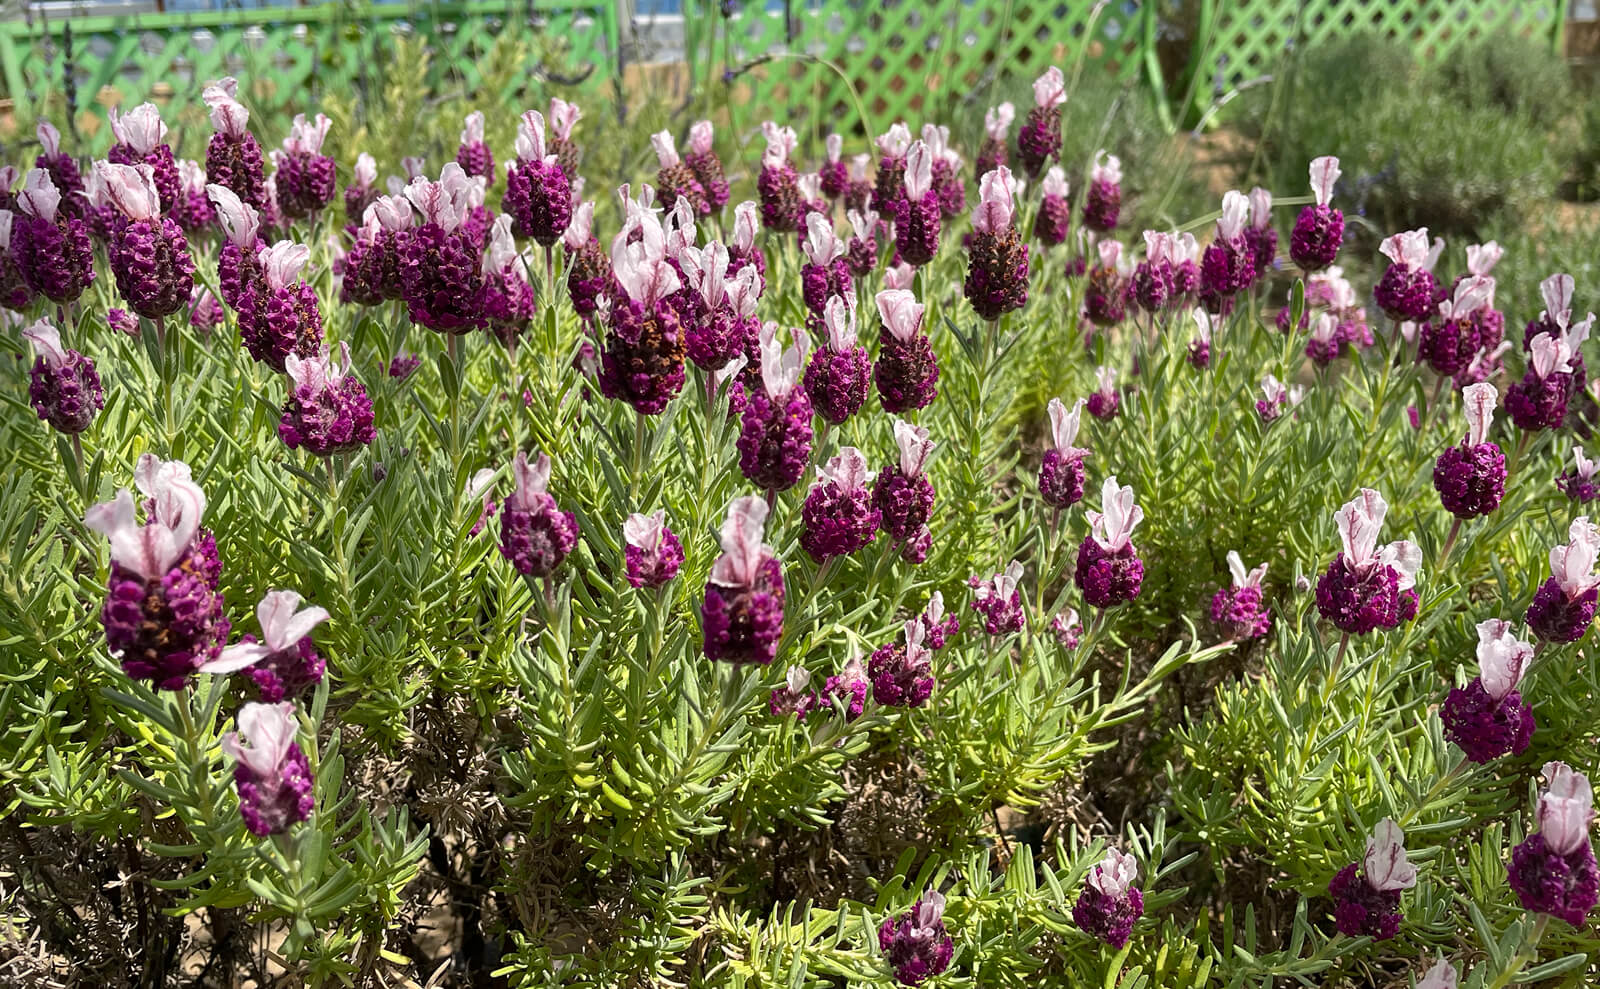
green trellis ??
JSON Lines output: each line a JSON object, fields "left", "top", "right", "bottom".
{"left": 0, "top": 0, "right": 1573, "bottom": 150}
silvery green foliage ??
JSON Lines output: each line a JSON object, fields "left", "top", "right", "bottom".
{"left": 2, "top": 118, "right": 1598, "bottom": 989}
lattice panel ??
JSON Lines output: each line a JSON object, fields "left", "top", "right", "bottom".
{"left": 0, "top": 1, "right": 616, "bottom": 151}
{"left": 1203, "top": 0, "right": 1566, "bottom": 95}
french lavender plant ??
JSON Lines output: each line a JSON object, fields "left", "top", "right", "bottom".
{"left": 98, "top": 161, "right": 196, "bottom": 321}
{"left": 1075, "top": 476, "right": 1145, "bottom": 609}
{"left": 1328, "top": 818, "right": 1417, "bottom": 940}
{"left": 651, "top": 129, "right": 707, "bottom": 217}
{"left": 1244, "top": 186, "right": 1275, "bottom": 279}
{"left": 818, "top": 132, "right": 848, "bottom": 200}
{"left": 1084, "top": 241, "right": 1132, "bottom": 328}
{"left": 1082, "top": 150, "right": 1123, "bottom": 234}
{"left": 600, "top": 208, "right": 689, "bottom": 415}
{"left": 1034, "top": 166, "right": 1071, "bottom": 246}
{"left": 1199, "top": 191, "right": 1253, "bottom": 310}
{"left": 895, "top": 141, "right": 941, "bottom": 268}
{"left": 505, "top": 110, "right": 572, "bottom": 247}
{"left": 456, "top": 111, "right": 495, "bottom": 184}
{"left": 172, "top": 160, "right": 214, "bottom": 232}
{"left": 871, "top": 121, "right": 912, "bottom": 218}
{"left": 757, "top": 122, "right": 802, "bottom": 234}
{"left": 545, "top": 97, "right": 583, "bottom": 180}
{"left": 342, "top": 195, "right": 410, "bottom": 307}
{"left": 1315, "top": 489, "right": 1421, "bottom": 635}
{"left": 222, "top": 701, "right": 315, "bottom": 837}
{"left": 799, "top": 212, "right": 851, "bottom": 316}
{"left": 344, "top": 152, "right": 378, "bottom": 226}
{"left": 877, "top": 890, "right": 953, "bottom": 986}
{"left": 1087, "top": 365, "right": 1120, "bottom": 420}
{"left": 34, "top": 121, "right": 83, "bottom": 214}
{"left": 203, "top": 79, "right": 266, "bottom": 211}
{"left": 874, "top": 288, "right": 939, "bottom": 413}
{"left": 1440, "top": 618, "right": 1535, "bottom": 764}
{"left": 483, "top": 214, "right": 536, "bottom": 349}
{"left": 868, "top": 619, "right": 937, "bottom": 707}
{"left": 498, "top": 450, "right": 579, "bottom": 580}
{"left": 1433, "top": 382, "right": 1506, "bottom": 521}
{"left": 107, "top": 103, "right": 180, "bottom": 213}
{"left": 1211, "top": 551, "right": 1271, "bottom": 643}
{"left": 964, "top": 166, "right": 1028, "bottom": 322}
{"left": 200, "top": 589, "right": 329, "bottom": 702}
{"left": 1017, "top": 66, "right": 1064, "bottom": 179}
{"left": 1374, "top": 228, "right": 1444, "bottom": 323}
{"left": 1073, "top": 849, "right": 1145, "bottom": 949}
{"left": 208, "top": 183, "right": 264, "bottom": 311}
{"left": 241, "top": 241, "right": 323, "bottom": 371}
{"left": 923, "top": 123, "right": 966, "bottom": 220}
{"left": 803, "top": 293, "right": 871, "bottom": 425}
{"left": 11, "top": 168, "right": 96, "bottom": 304}
{"left": 274, "top": 113, "right": 337, "bottom": 221}
{"left": 684, "top": 120, "right": 730, "bottom": 211}
{"left": 800, "top": 446, "right": 881, "bottom": 563}
{"left": 1506, "top": 762, "right": 1598, "bottom": 927}
{"left": 873, "top": 419, "right": 936, "bottom": 560}
{"left": 737, "top": 323, "right": 812, "bottom": 494}
{"left": 22, "top": 319, "right": 103, "bottom": 436}
{"left": 401, "top": 164, "right": 488, "bottom": 334}
{"left": 84, "top": 462, "right": 228, "bottom": 690}
{"left": 278, "top": 342, "right": 376, "bottom": 457}
{"left": 0, "top": 212, "right": 34, "bottom": 311}
{"left": 976, "top": 102, "right": 1014, "bottom": 177}
{"left": 844, "top": 207, "right": 880, "bottom": 282}
{"left": 1040, "top": 397, "right": 1089, "bottom": 509}
{"left": 1508, "top": 329, "right": 1589, "bottom": 434}
{"left": 1289, "top": 156, "right": 1343, "bottom": 271}
{"left": 1558, "top": 446, "right": 1598, "bottom": 503}
{"left": 623, "top": 511, "right": 684, "bottom": 589}
{"left": 970, "top": 560, "right": 1026, "bottom": 636}
{"left": 1524, "top": 518, "right": 1600, "bottom": 645}
{"left": 702, "top": 495, "right": 785, "bottom": 665}
{"left": 1420, "top": 276, "right": 1496, "bottom": 380}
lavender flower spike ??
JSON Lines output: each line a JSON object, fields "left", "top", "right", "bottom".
{"left": 498, "top": 450, "right": 580, "bottom": 579}
{"left": 701, "top": 495, "right": 786, "bottom": 665}
{"left": 199, "top": 589, "right": 329, "bottom": 702}
{"left": 623, "top": 510, "right": 684, "bottom": 588}
{"left": 1040, "top": 396, "right": 1088, "bottom": 508}
{"left": 803, "top": 293, "right": 871, "bottom": 425}
{"left": 278, "top": 342, "right": 376, "bottom": 457}
{"left": 801, "top": 446, "right": 881, "bottom": 563}
{"left": 736, "top": 322, "right": 813, "bottom": 492}
{"left": 1315, "top": 489, "right": 1422, "bottom": 635}
{"left": 874, "top": 288, "right": 939, "bottom": 413}
{"left": 98, "top": 161, "right": 195, "bottom": 320}
{"left": 1075, "top": 475, "right": 1146, "bottom": 608}
{"left": 964, "top": 165, "right": 1028, "bottom": 321}
{"left": 1559, "top": 445, "right": 1600, "bottom": 503}
{"left": 1290, "top": 156, "right": 1343, "bottom": 271}
{"left": 1507, "top": 762, "right": 1598, "bottom": 926}
{"left": 1526, "top": 517, "right": 1600, "bottom": 644}
{"left": 1073, "top": 848, "right": 1145, "bottom": 949}
{"left": 23, "top": 319, "right": 104, "bottom": 435}
{"left": 1328, "top": 818, "right": 1417, "bottom": 940}
{"left": 222, "top": 701, "right": 315, "bottom": 837}
{"left": 877, "top": 889, "right": 954, "bottom": 985}
{"left": 1211, "top": 551, "right": 1271, "bottom": 641}
{"left": 1434, "top": 382, "right": 1506, "bottom": 520}
{"left": 599, "top": 205, "right": 689, "bottom": 414}
{"left": 1441, "top": 618, "right": 1535, "bottom": 763}
{"left": 873, "top": 418, "right": 937, "bottom": 555}
{"left": 970, "top": 560, "right": 1026, "bottom": 635}
{"left": 209, "top": 183, "right": 264, "bottom": 311}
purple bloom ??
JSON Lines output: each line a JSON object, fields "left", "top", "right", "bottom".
{"left": 107, "top": 103, "right": 180, "bottom": 213}
{"left": 1373, "top": 228, "right": 1443, "bottom": 322}
{"left": 976, "top": 103, "right": 1014, "bottom": 178}
{"left": 600, "top": 209, "right": 690, "bottom": 415}
{"left": 804, "top": 295, "right": 872, "bottom": 425}
{"left": 685, "top": 120, "right": 730, "bottom": 211}
{"left": 924, "top": 124, "right": 966, "bottom": 219}
{"left": 970, "top": 560, "right": 1026, "bottom": 635}
{"left": 1315, "top": 490, "right": 1422, "bottom": 636}
{"left": 1211, "top": 551, "right": 1271, "bottom": 641}
{"left": 1199, "top": 191, "right": 1254, "bottom": 301}
{"left": 171, "top": 160, "right": 215, "bottom": 232}
{"left": 702, "top": 496, "right": 786, "bottom": 665}
{"left": 498, "top": 450, "right": 579, "bottom": 579}
{"left": 1082, "top": 151, "right": 1122, "bottom": 232}
{"left": 203, "top": 81, "right": 267, "bottom": 210}
{"left": 823, "top": 655, "right": 870, "bottom": 719}
{"left": 273, "top": 113, "right": 337, "bottom": 220}
{"left": 1041, "top": 397, "right": 1089, "bottom": 508}
{"left": 1558, "top": 446, "right": 1600, "bottom": 503}
{"left": 1034, "top": 166, "right": 1071, "bottom": 246}
{"left": 504, "top": 110, "right": 573, "bottom": 247}
{"left": 1434, "top": 383, "right": 1506, "bottom": 519}
{"left": 11, "top": 168, "right": 96, "bottom": 304}
{"left": 651, "top": 129, "right": 709, "bottom": 217}
{"left": 278, "top": 343, "right": 376, "bottom": 457}
{"left": 1256, "top": 374, "right": 1303, "bottom": 423}
{"left": 875, "top": 288, "right": 939, "bottom": 413}
{"left": 1073, "top": 849, "right": 1144, "bottom": 949}
{"left": 844, "top": 207, "right": 880, "bottom": 281}
{"left": 400, "top": 165, "right": 488, "bottom": 333}
{"left": 768, "top": 665, "right": 820, "bottom": 718}
{"left": 109, "top": 308, "right": 139, "bottom": 337}
{"left": 199, "top": 589, "right": 329, "bottom": 703}
{"left": 757, "top": 123, "right": 802, "bottom": 234}
{"left": 240, "top": 241, "right": 323, "bottom": 372}
{"left": 1506, "top": 762, "right": 1598, "bottom": 927}
{"left": 800, "top": 213, "right": 853, "bottom": 315}
{"left": 819, "top": 133, "right": 849, "bottom": 199}
{"left": 564, "top": 202, "right": 618, "bottom": 320}
{"left": 222, "top": 702, "right": 316, "bottom": 837}
{"left": 1050, "top": 608, "right": 1082, "bottom": 648}
{"left": 1290, "top": 157, "right": 1343, "bottom": 271}
{"left": 871, "top": 123, "right": 911, "bottom": 218}
{"left": 737, "top": 324, "right": 812, "bottom": 492}
{"left": 1507, "top": 287, "right": 1590, "bottom": 433}
{"left": 1087, "top": 365, "right": 1121, "bottom": 421}
{"left": 23, "top": 320, "right": 103, "bottom": 435}
{"left": 1084, "top": 240, "right": 1132, "bottom": 327}
{"left": 343, "top": 153, "right": 378, "bottom": 227}
{"left": 1419, "top": 276, "right": 1497, "bottom": 377}
{"left": 727, "top": 201, "right": 768, "bottom": 281}
{"left": 389, "top": 352, "right": 421, "bottom": 381}
{"left": 1075, "top": 476, "right": 1145, "bottom": 609}
{"left": 1244, "top": 187, "right": 1276, "bottom": 278}
{"left": 874, "top": 419, "right": 937, "bottom": 544}
{"left": 546, "top": 97, "right": 583, "bottom": 182}
{"left": 32, "top": 121, "right": 84, "bottom": 216}
{"left": 483, "top": 215, "right": 537, "bottom": 347}
{"left": 1526, "top": 519, "right": 1600, "bottom": 644}
{"left": 1329, "top": 819, "right": 1416, "bottom": 940}
{"left": 1017, "top": 69, "right": 1065, "bottom": 179}
{"left": 624, "top": 510, "right": 684, "bottom": 588}
{"left": 0, "top": 211, "right": 34, "bottom": 311}
{"left": 894, "top": 142, "right": 942, "bottom": 268}
{"left": 801, "top": 447, "right": 881, "bottom": 562}
{"left": 84, "top": 461, "right": 229, "bottom": 690}
{"left": 877, "top": 890, "right": 954, "bottom": 986}
{"left": 455, "top": 111, "right": 496, "bottom": 184}
{"left": 209, "top": 183, "right": 267, "bottom": 310}
{"left": 1441, "top": 619, "right": 1535, "bottom": 763}
{"left": 189, "top": 287, "right": 224, "bottom": 331}
{"left": 868, "top": 620, "right": 936, "bottom": 708}
{"left": 98, "top": 161, "right": 195, "bottom": 320}
{"left": 965, "top": 166, "right": 1028, "bottom": 321}
{"left": 681, "top": 240, "right": 760, "bottom": 373}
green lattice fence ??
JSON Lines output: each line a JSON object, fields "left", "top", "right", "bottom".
{"left": 0, "top": 1, "right": 617, "bottom": 151}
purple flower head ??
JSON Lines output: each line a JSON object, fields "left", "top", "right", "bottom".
{"left": 1559, "top": 446, "right": 1600, "bottom": 503}
{"left": 0, "top": 210, "right": 34, "bottom": 311}
{"left": 1073, "top": 848, "right": 1144, "bottom": 949}
{"left": 801, "top": 447, "right": 881, "bottom": 562}
{"left": 498, "top": 450, "right": 580, "bottom": 579}
{"left": 1434, "top": 383, "right": 1506, "bottom": 519}
{"left": 172, "top": 160, "right": 215, "bottom": 232}
{"left": 1189, "top": 307, "right": 1215, "bottom": 368}
{"left": 768, "top": 665, "right": 820, "bottom": 718}
{"left": 874, "top": 288, "right": 939, "bottom": 412}
{"left": 600, "top": 206, "right": 690, "bottom": 414}
{"left": 1087, "top": 364, "right": 1121, "bottom": 420}
{"left": 1509, "top": 278, "right": 1591, "bottom": 432}
{"left": 97, "top": 161, "right": 195, "bottom": 319}
{"left": 209, "top": 182, "right": 266, "bottom": 310}
{"left": 1290, "top": 156, "right": 1343, "bottom": 271}
{"left": 757, "top": 122, "right": 802, "bottom": 233}
{"left": 342, "top": 196, "right": 410, "bottom": 306}
{"left": 189, "top": 286, "right": 224, "bottom": 331}
{"left": 12, "top": 168, "right": 96, "bottom": 304}
{"left": 1211, "top": 551, "right": 1271, "bottom": 641}
{"left": 800, "top": 211, "right": 852, "bottom": 315}
{"left": 401, "top": 164, "right": 488, "bottom": 333}
{"left": 1075, "top": 475, "right": 1146, "bottom": 608}
{"left": 818, "top": 132, "right": 849, "bottom": 199}
{"left": 922, "top": 124, "right": 966, "bottom": 219}
{"left": 872, "top": 122, "right": 912, "bottom": 217}
{"left": 1017, "top": 68, "right": 1065, "bottom": 179}
{"left": 1199, "top": 191, "right": 1255, "bottom": 300}
{"left": 23, "top": 319, "right": 103, "bottom": 435}
{"left": 278, "top": 342, "right": 376, "bottom": 457}
{"left": 1243, "top": 186, "right": 1276, "bottom": 277}
{"left": 344, "top": 152, "right": 378, "bottom": 226}
{"left": 726, "top": 199, "right": 768, "bottom": 280}
{"left": 869, "top": 619, "right": 936, "bottom": 708}
{"left": 1305, "top": 312, "right": 1345, "bottom": 366}
{"left": 222, "top": 702, "right": 315, "bottom": 837}
{"left": 107, "top": 103, "right": 180, "bottom": 213}
{"left": 562, "top": 200, "right": 616, "bottom": 319}
{"left": 1034, "top": 166, "right": 1071, "bottom": 246}
{"left": 894, "top": 142, "right": 942, "bottom": 268}
{"left": 1084, "top": 239, "right": 1132, "bottom": 327}
{"left": 1374, "top": 228, "right": 1444, "bottom": 322}
{"left": 844, "top": 153, "right": 874, "bottom": 213}
{"left": 1441, "top": 618, "right": 1535, "bottom": 763}
{"left": 681, "top": 239, "right": 761, "bottom": 372}
{"left": 1420, "top": 276, "right": 1496, "bottom": 377}
{"left": 976, "top": 102, "right": 1014, "bottom": 177}
{"left": 702, "top": 496, "right": 786, "bottom": 664}
{"left": 241, "top": 240, "right": 323, "bottom": 371}
{"left": 505, "top": 110, "right": 573, "bottom": 246}
{"left": 1315, "top": 489, "right": 1423, "bottom": 635}
{"left": 199, "top": 589, "right": 329, "bottom": 703}
{"left": 1132, "top": 230, "right": 1178, "bottom": 312}
{"left": 624, "top": 510, "right": 684, "bottom": 588}
{"left": 84, "top": 465, "right": 228, "bottom": 689}
{"left": 823, "top": 655, "right": 870, "bottom": 719}
{"left": 651, "top": 129, "right": 708, "bottom": 217}
{"left": 737, "top": 323, "right": 813, "bottom": 492}
{"left": 1526, "top": 518, "right": 1600, "bottom": 644}
{"left": 273, "top": 113, "right": 337, "bottom": 220}
{"left": 1329, "top": 818, "right": 1417, "bottom": 940}
{"left": 1050, "top": 608, "right": 1082, "bottom": 648}
{"left": 1255, "top": 373, "right": 1304, "bottom": 423}
{"left": 878, "top": 889, "right": 954, "bottom": 986}
{"left": 804, "top": 294, "right": 872, "bottom": 424}
{"left": 483, "top": 214, "right": 537, "bottom": 346}
{"left": 970, "top": 560, "right": 1026, "bottom": 635}
{"left": 455, "top": 111, "right": 496, "bottom": 184}
{"left": 1507, "top": 762, "right": 1599, "bottom": 926}
{"left": 844, "top": 206, "right": 881, "bottom": 280}
{"left": 965, "top": 166, "right": 1029, "bottom": 320}
{"left": 33, "top": 121, "right": 84, "bottom": 215}
{"left": 874, "top": 418, "right": 937, "bottom": 543}
{"left": 1082, "top": 151, "right": 1122, "bottom": 232}
{"left": 1041, "top": 396, "right": 1089, "bottom": 508}
{"left": 685, "top": 120, "right": 730, "bottom": 210}
{"left": 108, "top": 308, "right": 139, "bottom": 337}
{"left": 546, "top": 97, "right": 583, "bottom": 180}
{"left": 918, "top": 591, "right": 960, "bottom": 649}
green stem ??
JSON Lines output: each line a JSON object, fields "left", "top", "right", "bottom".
{"left": 174, "top": 687, "right": 216, "bottom": 834}
{"left": 1485, "top": 914, "right": 1550, "bottom": 989}
{"left": 1398, "top": 756, "right": 1470, "bottom": 829}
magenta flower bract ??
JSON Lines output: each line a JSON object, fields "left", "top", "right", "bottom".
{"left": 976, "top": 102, "right": 1014, "bottom": 177}
{"left": 800, "top": 447, "right": 881, "bottom": 562}
{"left": 1041, "top": 397, "right": 1089, "bottom": 508}
{"left": 874, "top": 288, "right": 939, "bottom": 413}
{"left": 685, "top": 120, "right": 730, "bottom": 211}
{"left": 1211, "top": 551, "right": 1271, "bottom": 641}
{"left": 1082, "top": 151, "right": 1122, "bottom": 233}
{"left": 871, "top": 122, "right": 911, "bottom": 218}
{"left": 970, "top": 560, "right": 1026, "bottom": 635}
{"left": 222, "top": 702, "right": 315, "bottom": 837}
{"left": 505, "top": 110, "right": 573, "bottom": 246}
{"left": 1073, "top": 849, "right": 1144, "bottom": 949}
{"left": 1290, "top": 157, "right": 1343, "bottom": 271}
{"left": 274, "top": 113, "right": 337, "bottom": 220}
{"left": 107, "top": 103, "right": 181, "bottom": 213}
{"left": 241, "top": 241, "right": 323, "bottom": 371}
{"left": 483, "top": 214, "right": 537, "bottom": 347}
{"left": 874, "top": 419, "right": 936, "bottom": 549}
{"left": 1506, "top": 762, "right": 1598, "bottom": 927}
{"left": 757, "top": 122, "right": 802, "bottom": 234}
{"left": 33, "top": 121, "right": 84, "bottom": 216}
{"left": 823, "top": 655, "right": 870, "bottom": 720}
{"left": 400, "top": 164, "right": 488, "bottom": 333}
{"left": 1441, "top": 619, "right": 1535, "bottom": 763}
{"left": 209, "top": 183, "right": 266, "bottom": 310}
{"left": 1434, "top": 384, "right": 1506, "bottom": 519}
{"left": 1315, "top": 490, "right": 1422, "bottom": 635}
{"left": 23, "top": 320, "right": 103, "bottom": 436}
{"left": 1558, "top": 446, "right": 1600, "bottom": 503}
{"left": 736, "top": 324, "right": 812, "bottom": 492}
{"left": 701, "top": 496, "right": 786, "bottom": 665}
{"left": 498, "top": 450, "right": 579, "bottom": 579}
{"left": 11, "top": 169, "right": 96, "bottom": 304}
{"left": 624, "top": 510, "right": 684, "bottom": 588}
{"left": 202, "top": 81, "right": 267, "bottom": 210}
{"left": 599, "top": 207, "right": 689, "bottom": 414}
{"left": 200, "top": 589, "right": 330, "bottom": 703}
{"left": 99, "top": 161, "right": 196, "bottom": 320}
{"left": 455, "top": 111, "right": 496, "bottom": 185}
{"left": 965, "top": 166, "right": 1028, "bottom": 321}
{"left": 278, "top": 343, "right": 376, "bottom": 457}
{"left": 804, "top": 294, "right": 871, "bottom": 425}
{"left": 1526, "top": 518, "right": 1600, "bottom": 644}
{"left": 1017, "top": 68, "right": 1065, "bottom": 179}
{"left": 1084, "top": 240, "right": 1131, "bottom": 327}
{"left": 1329, "top": 819, "right": 1416, "bottom": 940}
{"left": 1074, "top": 476, "right": 1146, "bottom": 609}
{"left": 878, "top": 890, "right": 954, "bottom": 986}
{"left": 1374, "top": 228, "right": 1444, "bottom": 322}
